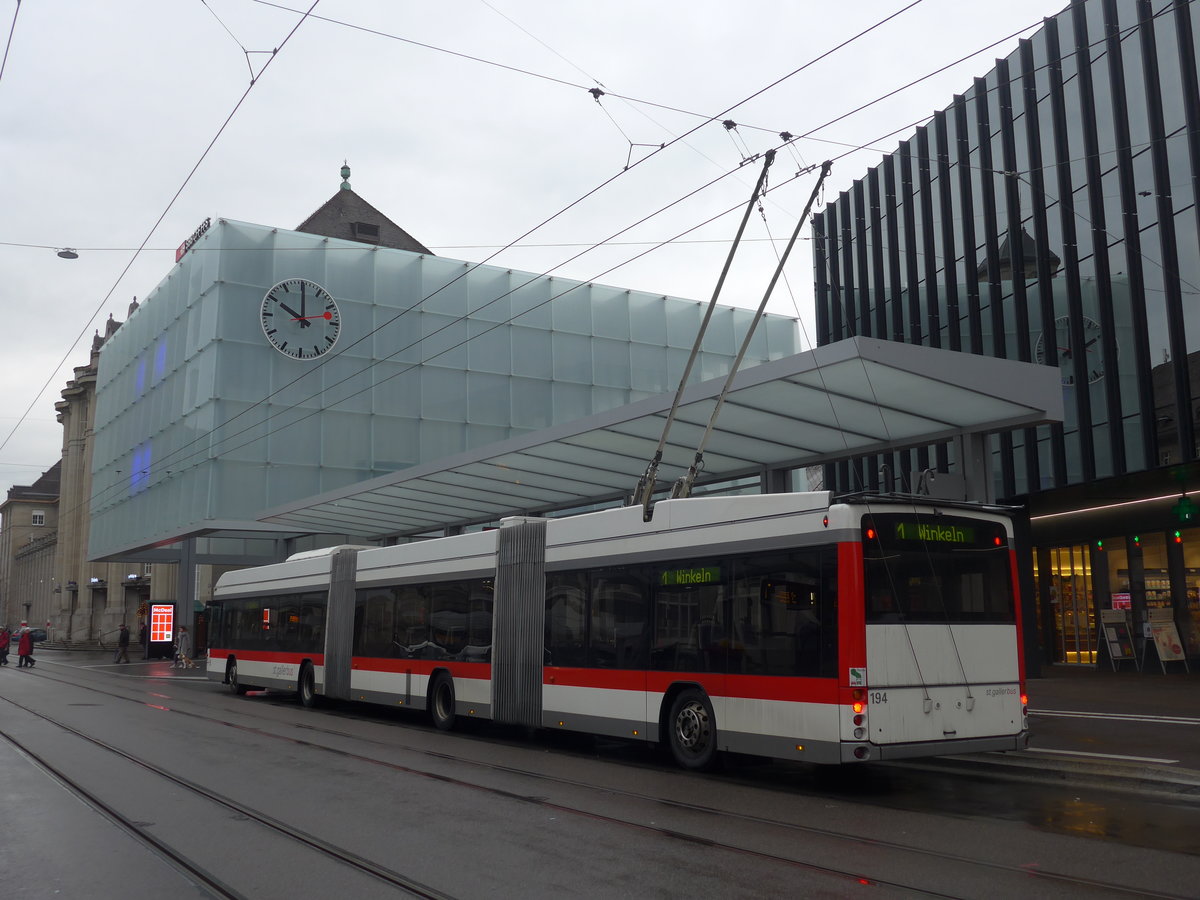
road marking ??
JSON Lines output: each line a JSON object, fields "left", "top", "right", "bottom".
{"left": 1029, "top": 708, "right": 1200, "bottom": 726}
{"left": 1031, "top": 747, "right": 1179, "bottom": 765}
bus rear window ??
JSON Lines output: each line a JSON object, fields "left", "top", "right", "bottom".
{"left": 863, "top": 513, "right": 1014, "bottom": 624}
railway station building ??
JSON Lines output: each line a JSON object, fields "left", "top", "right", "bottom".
{"left": 812, "top": 0, "right": 1200, "bottom": 671}
{"left": 13, "top": 166, "right": 801, "bottom": 648}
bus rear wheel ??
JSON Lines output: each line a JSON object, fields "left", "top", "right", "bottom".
{"left": 227, "top": 660, "right": 248, "bottom": 696}
{"left": 668, "top": 688, "right": 717, "bottom": 770}
{"left": 429, "top": 673, "right": 456, "bottom": 731}
{"left": 298, "top": 662, "right": 318, "bottom": 708}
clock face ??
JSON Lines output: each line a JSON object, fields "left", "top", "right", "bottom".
{"left": 260, "top": 279, "right": 341, "bottom": 360}
{"left": 1034, "top": 315, "right": 1105, "bottom": 386}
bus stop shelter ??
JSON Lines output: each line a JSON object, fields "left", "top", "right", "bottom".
{"left": 257, "top": 336, "right": 1064, "bottom": 540}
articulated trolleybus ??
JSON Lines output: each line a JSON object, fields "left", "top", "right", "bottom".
{"left": 207, "top": 492, "right": 1029, "bottom": 768}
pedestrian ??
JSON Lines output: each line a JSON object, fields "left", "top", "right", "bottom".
{"left": 16, "top": 622, "right": 34, "bottom": 668}
{"left": 176, "top": 625, "right": 194, "bottom": 669}
{"left": 114, "top": 623, "right": 130, "bottom": 663}
{"left": 0, "top": 625, "right": 10, "bottom": 666}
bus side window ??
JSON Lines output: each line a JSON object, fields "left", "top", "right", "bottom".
{"left": 590, "top": 572, "right": 648, "bottom": 670}
{"left": 546, "top": 573, "right": 587, "bottom": 667}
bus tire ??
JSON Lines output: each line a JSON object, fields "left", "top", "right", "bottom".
{"left": 227, "top": 660, "right": 249, "bottom": 696}
{"left": 298, "top": 662, "right": 318, "bottom": 708}
{"left": 429, "top": 673, "right": 456, "bottom": 731}
{"left": 667, "top": 688, "right": 717, "bottom": 771}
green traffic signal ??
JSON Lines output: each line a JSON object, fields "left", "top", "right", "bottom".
{"left": 1175, "top": 495, "right": 1196, "bottom": 523}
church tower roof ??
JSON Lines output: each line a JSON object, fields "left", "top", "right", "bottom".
{"left": 295, "top": 163, "right": 433, "bottom": 255}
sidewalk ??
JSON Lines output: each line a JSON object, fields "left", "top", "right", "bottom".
{"left": 22, "top": 647, "right": 208, "bottom": 676}
{"left": 1027, "top": 661, "right": 1200, "bottom": 718}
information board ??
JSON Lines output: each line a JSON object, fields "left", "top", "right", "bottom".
{"left": 1147, "top": 608, "right": 1190, "bottom": 672}
{"left": 1101, "top": 609, "right": 1136, "bottom": 669}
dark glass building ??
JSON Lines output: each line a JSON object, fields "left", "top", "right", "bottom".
{"left": 812, "top": 0, "right": 1200, "bottom": 673}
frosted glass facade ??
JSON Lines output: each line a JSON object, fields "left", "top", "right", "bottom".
{"left": 91, "top": 219, "right": 799, "bottom": 558}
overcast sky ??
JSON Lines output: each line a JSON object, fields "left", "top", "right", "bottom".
{"left": 0, "top": 0, "right": 1066, "bottom": 502}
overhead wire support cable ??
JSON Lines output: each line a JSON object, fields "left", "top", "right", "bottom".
{"left": 629, "top": 149, "right": 776, "bottom": 522}
{"left": 0, "top": 0, "right": 321, "bottom": 459}
{"left": 669, "top": 160, "right": 834, "bottom": 502}
{"left": 0, "top": 0, "right": 20, "bottom": 88}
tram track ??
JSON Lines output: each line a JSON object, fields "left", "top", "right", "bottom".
{"left": 1, "top": 688, "right": 456, "bottom": 900}
{"left": 7, "top": 662, "right": 1191, "bottom": 899}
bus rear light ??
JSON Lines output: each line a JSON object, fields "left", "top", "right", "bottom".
{"left": 852, "top": 689, "right": 866, "bottom": 701}
{"left": 1020, "top": 693, "right": 1028, "bottom": 706}
{"left": 795, "top": 744, "right": 805, "bottom": 752}
{"left": 853, "top": 727, "right": 865, "bottom": 740}
{"left": 852, "top": 701, "right": 865, "bottom": 714}
{"left": 853, "top": 745, "right": 870, "bottom": 760}
{"left": 865, "top": 527, "right": 876, "bottom": 540}
{"left": 853, "top": 714, "right": 864, "bottom": 727}
{"left": 822, "top": 516, "right": 829, "bottom": 528}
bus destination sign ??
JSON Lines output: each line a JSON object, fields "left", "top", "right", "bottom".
{"left": 893, "top": 521, "right": 976, "bottom": 544}
{"left": 660, "top": 566, "right": 720, "bottom": 586}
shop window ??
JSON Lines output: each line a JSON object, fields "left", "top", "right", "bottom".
{"left": 1179, "top": 529, "right": 1200, "bottom": 656}
{"left": 1140, "top": 534, "right": 1171, "bottom": 609}
{"left": 1104, "top": 537, "right": 1130, "bottom": 610}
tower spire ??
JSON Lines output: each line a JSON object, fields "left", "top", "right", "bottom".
{"left": 340, "top": 160, "right": 351, "bottom": 191}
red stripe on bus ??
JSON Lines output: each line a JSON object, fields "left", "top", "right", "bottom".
{"left": 351, "top": 658, "right": 492, "bottom": 679}
{"left": 545, "top": 668, "right": 842, "bottom": 704}
{"left": 839, "top": 541, "right": 866, "bottom": 669}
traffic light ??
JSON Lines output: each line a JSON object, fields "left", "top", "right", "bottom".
{"left": 1174, "top": 495, "right": 1195, "bottom": 523}
{"left": 1174, "top": 530, "right": 1184, "bottom": 544}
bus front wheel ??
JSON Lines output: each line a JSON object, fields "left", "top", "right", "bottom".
{"left": 429, "top": 673, "right": 456, "bottom": 731}
{"left": 667, "top": 688, "right": 717, "bottom": 770}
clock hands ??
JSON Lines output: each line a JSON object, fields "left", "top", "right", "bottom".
{"left": 273, "top": 299, "right": 310, "bottom": 326}
{"left": 290, "top": 312, "right": 334, "bottom": 321}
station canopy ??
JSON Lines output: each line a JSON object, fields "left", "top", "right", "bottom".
{"left": 258, "top": 336, "right": 1064, "bottom": 539}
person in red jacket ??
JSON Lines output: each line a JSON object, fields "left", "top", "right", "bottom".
{"left": 0, "top": 625, "right": 10, "bottom": 666}
{"left": 16, "top": 622, "right": 34, "bottom": 668}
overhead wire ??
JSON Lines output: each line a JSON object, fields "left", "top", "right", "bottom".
{"left": 111, "top": 159, "right": 834, "bottom": 516}
{"left": 72, "top": 2, "right": 939, "bottom": 517}
{"left": 0, "top": 2, "right": 323, "bottom": 460}
{"left": 34, "top": 2, "right": 1065, "bottom": 527}
{"left": 0, "top": 0, "right": 19, "bottom": 88}
{"left": 83, "top": 145, "right": 821, "bottom": 517}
